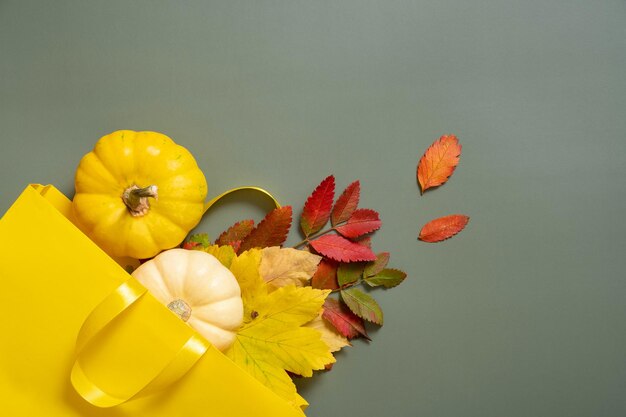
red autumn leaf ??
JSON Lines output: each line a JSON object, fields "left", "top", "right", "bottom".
{"left": 311, "top": 259, "right": 339, "bottom": 290}
{"left": 309, "top": 234, "right": 376, "bottom": 262}
{"left": 331, "top": 180, "right": 360, "bottom": 226}
{"left": 417, "top": 134, "right": 462, "bottom": 193}
{"left": 418, "top": 214, "right": 469, "bottom": 243}
{"left": 335, "top": 209, "right": 381, "bottom": 239}
{"left": 215, "top": 219, "right": 255, "bottom": 246}
{"left": 322, "top": 298, "right": 370, "bottom": 340}
{"left": 301, "top": 175, "right": 335, "bottom": 237}
{"left": 239, "top": 206, "right": 293, "bottom": 252}
{"left": 229, "top": 240, "right": 242, "bottom": 253}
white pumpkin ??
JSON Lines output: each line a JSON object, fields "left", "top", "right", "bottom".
{"left": 131, "top": 248, "right": 243, "bottom": 352}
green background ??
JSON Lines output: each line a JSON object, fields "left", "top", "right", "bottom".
{"left": 1, "top": 1, "right": 625, "bottom": 416}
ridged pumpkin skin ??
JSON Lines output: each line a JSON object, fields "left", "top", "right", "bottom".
{"left": 72, "top": 130, "right": 207, "bottom": 259}
{"left": 132, "top": 249, "right": 243, "bottom": 351}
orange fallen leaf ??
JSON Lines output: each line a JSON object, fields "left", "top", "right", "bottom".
{"left": 417, "top": 135, "right": 462, "bottom": 193}
{"left": 418, "top": 214, "right": 469, "bottom": 242}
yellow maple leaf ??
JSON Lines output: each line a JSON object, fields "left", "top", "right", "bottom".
{"left": 228, "top": 249, "right": 268, "bottom": 322}
{"left": 224, "top": 250, "right": 334, "bottom": 409}
{"left": 202, "top": 244, "right": 236, "bottom": 268}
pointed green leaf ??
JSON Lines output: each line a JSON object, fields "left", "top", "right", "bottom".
{"left": 364, "top": 268, "right": 406, "bottom": 288}
{"left": 337, "top": 262, "right": 366, "bottom": 287}
{"left": 340, "top": 288, "right": 383, "bottom": 325}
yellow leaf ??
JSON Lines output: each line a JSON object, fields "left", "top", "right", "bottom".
{"left": 256, "top": 285, "right": 330, "bottom": 327}
{"left": 260, "top": 247, "right": 322, "bottom": 290}
{"left": 224, "top": 275, "right": 333, "bottom": 409}
{"left": 227, "top": 337, "right": 304, "bottom": 411}
{"left": 202, "top": 244, "right": 236, "bottom": 268}
{"left": 228, "top": 249, "right": 267, "bottom": 323}
{"left": 304, "top": 314, "right": 350, "bottom": 353}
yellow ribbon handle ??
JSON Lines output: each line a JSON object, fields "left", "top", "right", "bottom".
{"left": 71, "top": 278, "right": 211, "bottom": 407}
{"left": 203, "top": 186, "right": 281, "bottom": 214}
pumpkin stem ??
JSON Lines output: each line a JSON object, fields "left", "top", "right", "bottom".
{"left": 122, "top": 185, "right": 158, "bottom": 217}
{"left": 167, "top": 299, "right": 192, "bottom": 322}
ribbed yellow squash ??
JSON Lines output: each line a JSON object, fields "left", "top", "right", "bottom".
{"left": 72, "top": 130, "right": 207, "bottom": 259}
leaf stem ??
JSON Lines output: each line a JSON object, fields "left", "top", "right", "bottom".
{"left": 292, "top": 227, "right": 336, "bottom": 249}
{"left": 331, "top": 279, "right": 362, "bottom": 293}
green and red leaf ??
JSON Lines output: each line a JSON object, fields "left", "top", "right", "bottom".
{"left": 331, "top": 181, "right": 360, "bottom": 226}
{"left": 301, "top": 175, "right": 335, "bottom": 237}
{"left": 182, "top": 233, "right": 211, "bottom": 250}
{"left": 363, "top": 252, "right": 390, "bottom": 277}
{"left": 340, "top": 288, "right": 384, "bottom": 325}
{"left": 309, "top": 235, "right": 376, "bottom": 263}
{"left": 239, "top": 206, "right": 293, "bottom": 252}
{"left": 322, "top": 298, "right": 370, "bottom": 340}
{"left": 335, "top": 209, "right": 381, "bottom": 239}
{"left": 364, "top": 268, "right": 407, "bottom": 288}
{"left": 337, "top": 262, "right": 366, "bottom": 287}
{"left": 418, "top": 214, "right": 469, "bottom": 243}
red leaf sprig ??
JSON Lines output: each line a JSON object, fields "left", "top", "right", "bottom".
{"left": 189, "top": 175, "right": 408, "bottom": 346}
{"left": 295, "top": 176, "right": 379, "bottom": 262}
{"left": 295, "top": 176, "right": 407, "bottom": 341}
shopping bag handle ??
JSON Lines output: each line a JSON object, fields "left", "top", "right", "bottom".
{"left": 71, "top": 278, "right": 211, "bottom": 408}
{"left": 202, "top": 185, "right": 281, "bottom": 214}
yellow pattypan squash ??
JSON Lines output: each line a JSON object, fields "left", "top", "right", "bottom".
{"left": 132, "top": 249, "right": 244, "bottom": 351}
{"left": 72, "top": 130, "right": 208, "bottom": 259}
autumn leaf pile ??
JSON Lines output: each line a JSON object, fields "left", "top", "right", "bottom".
{"left": 182, "top": 134, "right": 469, "bottom": 412}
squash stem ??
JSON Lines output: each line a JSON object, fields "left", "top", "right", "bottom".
{"left": 122, "top": 185, "right": 158, "bottom": 217}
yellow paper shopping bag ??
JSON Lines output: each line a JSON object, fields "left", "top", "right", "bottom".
{"left": 0, "top": 185, "right": 303, "bottom": 417}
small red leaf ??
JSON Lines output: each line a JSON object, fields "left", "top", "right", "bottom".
{"left": 418, "top": 214, "right": 469, "bottom": 243}
{"left": 239, "top": 206, "right": 293, "bottom": 252}
{"left": 311, "top": 259, "right": 339, "bottom": 290}
{"left": 182, "top": 241, "right": 200, "bottom": 250}
{"left": 331, "top": 180, "right": 360, "bottom": 226}
{"left": 216, "top": 219, "right": 255, "bottom": 246}
{"left": 301, "top": 175, "right": 335, "bottom": 236}
{"left": 335, "top": 209, "right": 381, "bottom": 239}
{"left": 417, "top": 134, "right": 462, "bottom": 193}
{"left": 309, "top": 234, "right": 377, "bottom": 262}
{"left": 322, "top": 298, "right": 370, "bottom": 340}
